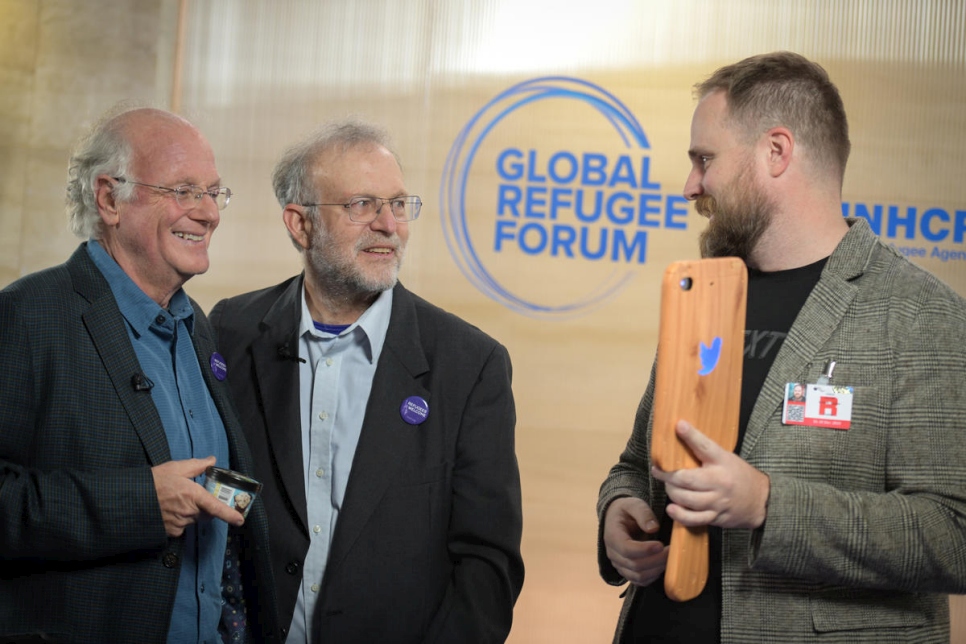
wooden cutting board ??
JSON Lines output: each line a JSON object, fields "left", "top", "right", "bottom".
{"left": 651, "top": 257, "right": 747, "bottom": 601}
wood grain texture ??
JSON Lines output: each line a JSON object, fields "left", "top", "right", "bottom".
{"left": 651, "top": 257, "right": 747, "bottom": 601}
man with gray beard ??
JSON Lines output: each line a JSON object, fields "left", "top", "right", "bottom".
{"left": 597, "top": 52, "right": 966, "bottom": 643}
{"left": 209, "top": 120, "right": 524, "bottom": 644}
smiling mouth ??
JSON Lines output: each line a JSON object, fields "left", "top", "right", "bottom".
{"left": 365, "top": 247, "right": 394, "bottom": 254}
{"left": 174, "top": 232, "right": 205, "bottom": 242}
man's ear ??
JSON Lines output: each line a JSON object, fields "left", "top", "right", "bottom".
{"left": 282, "top": 205, "right": 313, "bottom": 250}
{"left": 94, "top": 175, "right": 121, "bottom": 226}
{"left": 764, "top": 126, "right": 794, "bottom": 178}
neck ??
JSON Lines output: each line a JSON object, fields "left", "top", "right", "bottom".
{"left": 750, "top": 217, "right": 847, "bottom": 272}
{"left": 97, "top": 237, "right": 181, "bottom": 308}
{"left": 748, "top": 185, "right": 849, "bottom": 272}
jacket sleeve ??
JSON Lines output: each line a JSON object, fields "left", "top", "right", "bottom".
{"left": 0, "top": 290, "right": 168, "bottom": 562}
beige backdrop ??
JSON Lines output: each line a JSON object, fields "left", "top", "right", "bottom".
{"left": 2, "top": 1, "right": 965, "bottom": 642}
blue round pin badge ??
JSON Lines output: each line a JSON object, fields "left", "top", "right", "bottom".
{"left": 400, "top": 396, "right": 429, "bottom": 425}
{"left": 210, "top": 352, "right": 228, "bottom": 381}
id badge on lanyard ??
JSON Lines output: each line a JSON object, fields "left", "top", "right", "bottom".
{"left": 782, "top": 360, "right": 854, "bottom": 430}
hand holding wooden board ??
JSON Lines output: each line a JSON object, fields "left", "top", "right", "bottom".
{"left": 651, "top": 257, "right": 747, "bottom": 601}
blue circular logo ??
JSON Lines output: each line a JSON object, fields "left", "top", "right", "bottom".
{"left": 441, "top": 76, "right": 653, "bottom": 320}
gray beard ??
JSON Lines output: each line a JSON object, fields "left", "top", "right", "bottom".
{"left": 305, "top": 229, "right": 402, "bottom": 304}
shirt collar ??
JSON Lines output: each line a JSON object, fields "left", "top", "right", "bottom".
{"left": 86, "top": 239, "right": 194, "bottom": 337}
{"left": 298, "top": 282, "right": 393, "bottom": 364}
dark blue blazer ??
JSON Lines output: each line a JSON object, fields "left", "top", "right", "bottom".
{"left": 0, "top": 244, "right": 280, "bottom": 643}
{"left": 210, "top": 278, "right": 524, "bottom": 643}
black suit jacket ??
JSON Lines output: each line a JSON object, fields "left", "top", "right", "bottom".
{"left": 0, "top": 245, "right": 280, "bottom": 643}
{"left": 210, "top": 277, "right": 524, "bottom": 643}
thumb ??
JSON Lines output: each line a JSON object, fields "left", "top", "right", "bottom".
{"left": 676, "top": 420, "right": 720, "bottom": 464}
{"left": 623, "top": 497, "right": 660, "bottom": 535}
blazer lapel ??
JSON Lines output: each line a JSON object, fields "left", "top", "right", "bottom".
{"left": 191, "top": 307, "right": 250, "bottom": 473}
{"left": 324, "top": 284, "right": 431, "bottom": 577}
{"left": 253, "top": 277, "right": 309, "bottom": 529}
{"left": 70, "top": 247, "right": 172, "bottom": 466}
{"left": 741, "top": 219, "right": 877, "bottom": 458}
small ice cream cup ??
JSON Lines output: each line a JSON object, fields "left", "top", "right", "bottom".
{"left": 204, "top": 466, "right": 262, "bottom": 518}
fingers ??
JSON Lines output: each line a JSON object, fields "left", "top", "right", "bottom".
{"left": 603, "top": 497, "right": 668, "bottom": 587}
{"left": 664, "top": 502, "right": 717, "bottom": 528}
{"left": 611, "top": 540, "right": 668, "bottom": 586}
{"left": 651, "top": 421, "right": 771, "bottom": 530}
{"left": 162, "top": 455, "right": 217, "bottom": 479}
{"left": 195, "top": 487, "right": 245, "bottom": 527}
{"left": 153, "top": 457, "right": 244, "bottom": 537}
{"left": 653, "top": 453, "right": 724, "bottom": 528}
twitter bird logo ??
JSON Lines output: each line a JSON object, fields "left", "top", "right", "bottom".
{"left": 698, "top": 337, "right": 722, "bottom": 376}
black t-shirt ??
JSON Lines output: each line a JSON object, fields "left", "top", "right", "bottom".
{"left": 621, "top": 257, "right": 827, "bottom": 644}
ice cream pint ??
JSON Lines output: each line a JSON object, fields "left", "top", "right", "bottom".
{"left": 204, "top": 466, "right": 262, "bottom": 518}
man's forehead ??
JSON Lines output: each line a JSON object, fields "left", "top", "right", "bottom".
{"left": 129, "top": 121, "right": 217, "bottom": 183}
{"left": 693, "top": 91, "right": 731, "bottom": 126}
{"left": 690, "top": 93, "right": 740, "bottom": 145}
{"left": 312, "top": 144, "right": 402, "bottom": 185}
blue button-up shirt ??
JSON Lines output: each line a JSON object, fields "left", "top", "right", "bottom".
{"left": 286, "top": 285, "right": 392, "bottom": 644}
{"left": 88, "top": 241, "right": 230, "bottom": 644}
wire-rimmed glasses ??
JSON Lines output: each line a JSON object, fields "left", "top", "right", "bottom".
{"left": 114, "top": 177, "right": 232, "bottom": 210}
{"left": 302, "top": 196, "right": 421, "bottom": 223}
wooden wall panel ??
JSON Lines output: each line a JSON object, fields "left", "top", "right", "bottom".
{"left": 2, "top": 1, "right": 964, "bottom": 642}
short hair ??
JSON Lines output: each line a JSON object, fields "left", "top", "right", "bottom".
{"left": 272, "top": 119, "right": 399, "bottom": 250}
{"left": 695, "top": 51, "right": 851, "bottom": 183}
{"left": 65, "top": 107, "right": 138, "bottom": 239}
{"left": 272, "top": 119, "right": 398, "bottom": 209}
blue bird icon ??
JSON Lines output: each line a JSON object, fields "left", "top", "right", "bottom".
{"left": 698, "top": 337, "right": 722, "bottom": 376}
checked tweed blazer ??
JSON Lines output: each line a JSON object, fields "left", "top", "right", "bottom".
{"left": 597, "top": 219, "right": 966, "bottom": 643}
{"left": 0, "top": 245, "right": 280, "bottom": 644}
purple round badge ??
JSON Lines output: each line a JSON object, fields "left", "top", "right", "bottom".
{"left": 210, "top": 352, "right": 228, "bottom": 381}
{"left": 399, "top": 396, "right": 429, "bottom": 425}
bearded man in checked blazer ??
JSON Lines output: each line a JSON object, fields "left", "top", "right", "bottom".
{"left": 598, "top": 52, "right": 966, "bottom": 643}
{"left": 0, "top": 107, "right": 279, "bottom": 643}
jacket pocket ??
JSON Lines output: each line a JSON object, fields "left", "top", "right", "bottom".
{"left": 810, "top": 588, "right": 928, "bottom": 632}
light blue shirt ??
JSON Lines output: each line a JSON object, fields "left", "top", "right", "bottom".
{"left": 286, "top": 285, "right": 392, "bottom": 644}
{"left": 87, "top": 240, "right": 230, "bottom": 644}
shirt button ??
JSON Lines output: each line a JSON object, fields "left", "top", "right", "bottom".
{"left": 325, "top": 357, "right": 334, "bottom": 366}
{"left": 155, "top": 314, "right": 166, "bottom": 325}
{"left": 200, "top": 583, "right": 205, "bottom": 593}
{"left": 311, "top": 584, "right": 320, "bottom": 593}
{"left": 318, "top": 411, "right": 328, "bottom": 421}
{"left": 315, "top": 468, "right": 324, "bottom": 478}
{"left": 162, "top": 552, "right": 179, "bottom": 568}
{"left": 313, "top": 525, "right": 321, "bottom": 534}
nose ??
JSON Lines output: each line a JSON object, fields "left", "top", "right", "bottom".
{"left": 192, "top": 196, "right": 220, "bottom": 227}
{"left": 683, "top": 167, "right": 703, "bottom": 201}
{"left": 369, "top": 200, "right": 397, "bottom": 233}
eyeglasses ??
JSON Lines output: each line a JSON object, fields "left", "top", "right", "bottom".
{"left": 303, "top": 196, "right": 422, "bottom": 223}
{"left": 114, "top": 177, "right": 232, "bottom": 211}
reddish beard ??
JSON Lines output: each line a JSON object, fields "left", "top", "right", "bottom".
{"left": 696, "top": 166, "right": 772, "bottom": 261}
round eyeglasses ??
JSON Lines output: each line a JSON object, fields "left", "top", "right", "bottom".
{"left": 302, "top": 196, "right": 421, "bottom": 223}
{"left": 114, "top": 177, "right": 232, "bottom": 210}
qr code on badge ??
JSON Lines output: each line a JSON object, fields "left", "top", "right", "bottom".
{"left": 786, "top": 404, "right": 805, "bottom": 422}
